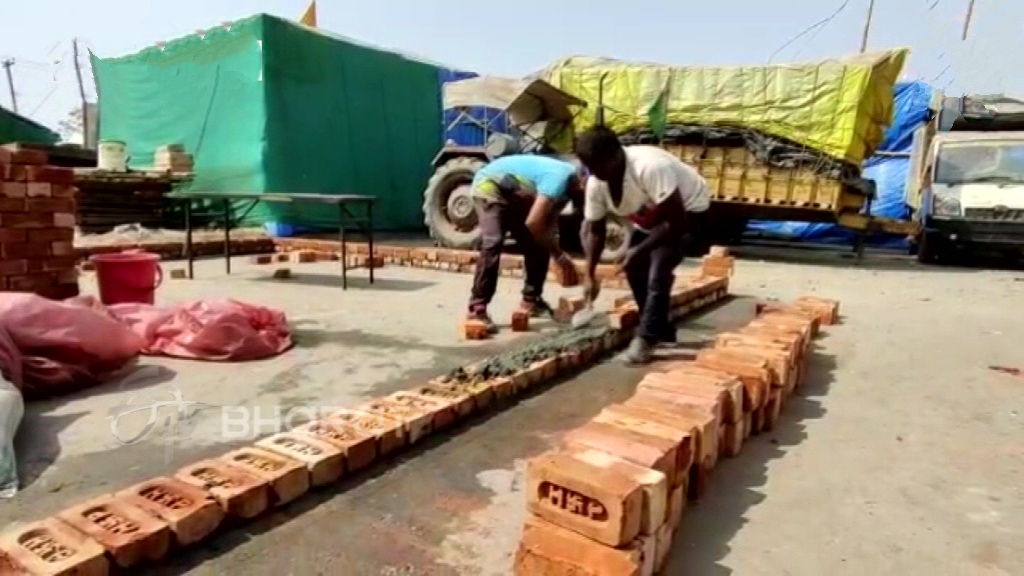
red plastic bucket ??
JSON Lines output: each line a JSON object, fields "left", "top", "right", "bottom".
{"left": 89, "top": 251, "right": 164, "bottom": 305}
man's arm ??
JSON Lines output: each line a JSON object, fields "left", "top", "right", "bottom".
{"left": 630, "top": 189, "right": 687, "bottom": 257}
{"left": 524, "top": 195, "right": 564, "bottom": 258}
{"left": 581, "top": 178, "right": 608, "bottom": 278}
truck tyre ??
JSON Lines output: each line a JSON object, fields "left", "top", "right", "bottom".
{"left": 916, "top": 231, "right": 946, "bottom": 265}
{"left": 602, "top": 216, "right": 631, "bottom": 263}
{"left": 423, "top": 157, "right": 486, "bottom": 250}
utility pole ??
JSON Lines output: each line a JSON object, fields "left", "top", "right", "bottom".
{"left": 962, "top": 0, "right": 976, "bottom": 40}
{"left": 1, "top": 58, "right": 16, "bottom": 112}
{"left": 860, "top": 0, "right": 876, "bottom": 53}
{"left": 71, "top": 39, "right": 88, "bottom": 144}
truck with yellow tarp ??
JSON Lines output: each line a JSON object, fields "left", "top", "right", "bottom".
{"left": 424, "top": 48, "right": 915, "bottom": 256}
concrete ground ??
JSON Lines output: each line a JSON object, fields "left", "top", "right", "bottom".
{"left": 6, "top": 247, "right": 1024, "bottom": 575}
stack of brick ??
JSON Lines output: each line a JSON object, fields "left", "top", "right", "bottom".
{"left": 0, "top": 145, "right": 79, "bottom": 299}
{"left": 514, "top": 294, "right": 840, "bottom": 574}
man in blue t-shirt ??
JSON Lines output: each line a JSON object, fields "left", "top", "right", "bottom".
{"left": 467, "top": 154, "right": 584, "bottom": 333}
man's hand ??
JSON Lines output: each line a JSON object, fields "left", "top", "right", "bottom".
{"left": 617, "top": 247, "right": 638, "bottom": 274}
{"left": 555, "top": 253, "right": 580, "bottom": 287}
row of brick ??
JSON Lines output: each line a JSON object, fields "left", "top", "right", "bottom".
{"left": 515, "top": 290, "right": 839, "bottom": 574}
{"left": 1, "top": 146, "right": 81, "bottom": 299}
{"left": 0, "top": 270, "right": 730, "bottom": 574}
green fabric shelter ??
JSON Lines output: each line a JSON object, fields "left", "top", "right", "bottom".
{"left": 91, "top": 14, "right": 445, "bottom": 231}
{"left": 0, "top": 106, "right": 60, "bottom": 146}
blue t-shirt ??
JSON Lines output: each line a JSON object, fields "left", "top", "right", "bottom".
{"left": 472, "top": 155, "right": 577, "bottom": 201}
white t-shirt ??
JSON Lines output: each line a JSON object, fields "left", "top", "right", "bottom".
{"left": 583, "top": 145, "right": 710, "bottom": 231}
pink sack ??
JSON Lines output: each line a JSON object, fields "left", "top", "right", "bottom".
{"left": 109, "top": 299, "right": 293, "bottom": 361}
{"left": 0, "top": 293, "right": 146, "bottom": 397}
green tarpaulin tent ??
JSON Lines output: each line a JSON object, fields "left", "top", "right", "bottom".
{"left": 91, "top": 14, "right": 445, "bottom": 231}
{"left": 0, "top": 106, "right": 60, "bottom": 146}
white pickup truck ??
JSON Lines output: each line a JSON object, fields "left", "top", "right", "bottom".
{"left": 916, "top": 95, "right": 1024, "bottom": 263}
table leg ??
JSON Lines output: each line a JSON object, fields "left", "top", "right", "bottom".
{"left": 223, "top": 199, "right": 232, "bottom": 275}
{"left": 184, "top": 200, "right": 194, "bottom": 280}
{"left": 367, "top": 201, "right": 374, "bottom": 284}
{"left": 339, "top": 203, "right": 347, "bottom": 290}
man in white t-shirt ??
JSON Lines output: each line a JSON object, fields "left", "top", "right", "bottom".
{"left": 575, "top": 125, "right": 710, "bottom": 364}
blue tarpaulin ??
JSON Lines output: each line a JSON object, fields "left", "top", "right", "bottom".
{"left": 746, "top": 81, "right": 936, "bottom": 247}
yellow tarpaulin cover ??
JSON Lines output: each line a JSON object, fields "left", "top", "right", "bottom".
{"left": 299, "top": 1, "right": 317, "bottom": 27}
{"left": 539, "top": 49, "right": 908, "bottom": 166}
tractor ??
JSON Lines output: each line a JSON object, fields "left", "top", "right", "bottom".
{"left": 421, "top": 75, "right": 631, "bottom": 262}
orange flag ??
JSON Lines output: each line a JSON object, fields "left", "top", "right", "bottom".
{"left": 299, "top": 1, "right": 317, "bottom": 27}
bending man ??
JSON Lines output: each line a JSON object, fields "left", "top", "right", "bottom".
{"left": 575, "top": 126, "right": 710, "bottom": 364}
{"left": 467, "top": 154, "right": 584, "bottom": 333}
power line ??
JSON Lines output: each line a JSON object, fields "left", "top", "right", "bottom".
{"left": 768, "top": 0, "right": 851, "bottom": 63}
{"left": 27, "top": 85, "right": 58, "bottom": 118}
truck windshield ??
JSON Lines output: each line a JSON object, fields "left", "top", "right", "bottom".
{"left": 935, "top": 142, "right": 1024, "bottom": 185}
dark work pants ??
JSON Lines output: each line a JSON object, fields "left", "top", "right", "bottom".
{"left": 625, "top": 210, "right": 707, "bottom": 343}
{"left": 469, "top": 197, "right": 550, "bottom": 310}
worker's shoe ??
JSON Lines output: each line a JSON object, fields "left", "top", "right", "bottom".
{"left": 622, "top": 337, "right": 655, "bottom": 365}
{"left": 467, "top": 307, "right": 499, "bottom": 335}
{"left": 519, "top": 298, "right": 555, "bottom": 319}
{"left": 659, "top": 326, "right": 678, "bottom": 345}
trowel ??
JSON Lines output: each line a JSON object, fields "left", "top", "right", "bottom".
{"left": 570, "top": 297, "right": 599, "bottom": 330}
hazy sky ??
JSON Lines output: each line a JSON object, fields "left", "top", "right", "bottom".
{"left": 0, "top": 0, "right": 1020, "bottom": 137}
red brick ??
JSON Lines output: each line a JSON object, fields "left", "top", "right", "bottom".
{"left": 51, "top": 242, "right": 74, "bottom": 257}
{"left": 715, "top": 343, "right": 790, "bottom": 390}
{"left": 667, "top": 483, "right": 685, "bottom": 528}
{"left": 26, "top": 227, "right": 73, "bottom": 243}
{"left": 0, "top": 518, "right": 108, "bottom": 575}
{"left": 0, "top": 260, "right": 27, "bottom": 277}
{"left": 0, "top": 211, "right": 51, "bottom": 228}
{"left": 25, "top": 183, "right": 51, "bottom": 198}
{"left": 708, "top": 245, "right": 730, "bottom": 257}
{"left": 174, "top": 460, "right": 269, "bottom": 519}
{"left": 53, "top": 213, "right": 76, "bottom": 228}
{"left": 721, "top": 421, "right": 744, "bottom": 458}
{"left": 291, "top": 419, "right": 377, "bottom": 473}
{"left": 510, "top": 310, "right": 530, "bottom": 332}
{"left": 0, "top": 228, "right": 26, "bottom": 243}
{"left": 415, "top": 383, "right": 476, "bottom": 421}
{"left": 24, "top": 165, "right": 74, "bottom": 185}
{"left": 359, "top": 393, "right": 439, "bottom": 443}
{"left": 328, "top": 408, "right": 406, "bottom": 456}
{"left": 623, "top": 394, "right": 719, "bottom": 468}
{"left": 514, "top": 516, "right": 644, "bottom": 576}
{"left": 565, "top": 446, "right": 669, "bottom": 536}
{"left": 2, "top": 146, "right": 48, "bottom": 165}
{"left": 6, "top": 273, "right": 57, "bottom": 293}
{"left": 255, "top": 432, "right": 345, "bottom": 487}
{"left": 2, "top": 242, "right": 51, "bottom": 259}
{"left": 0, "top": 198, "right": 25, "bottom": 213}
{"left": 1, "top": 162, "right": 27, "bottom": 181}
{"left": 609, "top": 308, "right": 639, "bottom": 330}
{"left": 526, "top": 450, "right": 645, "bottom": 546}
{"left": 563, "top": 420, "right": 680, "bottom": 488}
{"left": 0, "top": 182, "right": 27, "bottom": 199}
{"left": 794, "top": 295, "right": 840, "bottom": 325}
{"left": 655, "top": 362, "right": 745, "bottom": 423}
{"left": 694, "top": 348, "right": 773, "bottom": 410}
{"left": 27, "top": 198, "right": 74, "bottom": 215}
{"left": 461, "top": 318, "right": 490, "bottom": 340}
{"left": 50, "top": 185, "right": 76, "bottom": 199}
{"left": 251, "top": 254, "right": 272, "bottom": 265}
{"left": 56, "top": 494, "right": 171, "bottom": 567}
{"left": 42, "top": 257, "right": 77, "bottom": 271}
{"left": 219, "top": 447, "right": 309, "bottom": 506}
{"left": 636, "top": 373, "right": 726, "bottom": 424}
{"left": 655, "top": 522, "right": 673, "bottom": 573}
{"left": 116, "top": 477, "right": 224, "bottom": 546}
{"left": 591, "top": 406, "right": 695, "bottom": 484}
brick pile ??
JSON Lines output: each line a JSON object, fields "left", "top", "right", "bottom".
{"left": 515, "top": 292, "right": 840, "bottom": 575}
{"left": 0, "top": 255, "right": 732, "bottom": 574}
{"left": 273, "top": 239, "right": 635, "bottom": 290}
{"left": 0, "top": 145, "right": 80, "bottom": 299}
